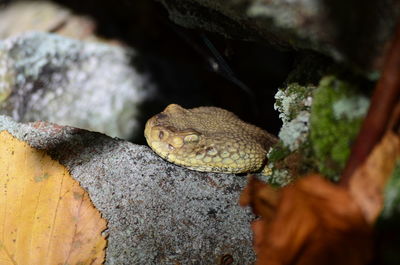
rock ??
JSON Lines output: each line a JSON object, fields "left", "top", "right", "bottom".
{"left": 157, "top": 0, "right": 400, "bottom": 71}
{"left": 266, "top": 73, "right": 369, "bottom": 185}
{"left": 0, "top": 32, "right": 154, "bottom": 139}
{"left": 0, "top": 115, "right": 256, "bottom": 264}
{"left": 0, "top": 1, "right": 96, "bottom": 40}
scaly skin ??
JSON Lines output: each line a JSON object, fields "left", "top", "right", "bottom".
{"left": 144, "top": 104, "right": 278, "bottom": 174}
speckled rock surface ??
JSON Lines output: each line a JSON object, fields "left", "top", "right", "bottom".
{"left": 158, "top": 0, "right": 400, "bottom": 71}
{"left": 0, "top": 115, "right": 255, "bottom": 265}
{"left": 0, "top": 32, "right": 153, "bottom": 139}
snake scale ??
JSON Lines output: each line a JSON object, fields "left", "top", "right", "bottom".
{"left": 144, "top": 104, "right": 278, "bottom": 174}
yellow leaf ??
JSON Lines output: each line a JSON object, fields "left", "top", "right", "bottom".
{"left": 0, "top": 131, "right": 107, "bottom": 265}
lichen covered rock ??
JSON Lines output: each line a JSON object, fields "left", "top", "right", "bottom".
{"left": 268, "top": 73, "right": 369, "bottom": 185}
{"left": 0, "top": 32, "right": 153, "bottom": 139}
{"left": 265, "top": 82, "right": 315, "bottom": 186}
{"left": 275, "top": 82, "right": 314, "bottom": 151}
{"left": 158, "top": 0, "right": 400, "bottom": 71}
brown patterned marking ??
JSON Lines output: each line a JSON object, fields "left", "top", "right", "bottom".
{"left": 144, "top": 104, "right": 278, "bottom": 173}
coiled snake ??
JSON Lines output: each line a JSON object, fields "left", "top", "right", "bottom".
{"left": 145, "top": 104, "right": 277, "bottom": 174}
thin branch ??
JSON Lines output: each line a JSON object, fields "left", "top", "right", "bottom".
{"left": 340, "top": 24, "right": 400, "bottom": 186}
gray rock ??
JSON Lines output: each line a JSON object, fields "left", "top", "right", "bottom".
{"left": 157, "top": 0, "right": 400, "bottom": 71}
{"left": 0, "top": 115, "right": 255, "bottom": 265}
{"left": 0, "top": 32, "right": 153, "bottom": 139}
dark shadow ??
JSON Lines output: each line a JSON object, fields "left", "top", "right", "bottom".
{"left": 50, "top": 0, "right": 294, "bottom": 144}
{"left": 321, "top": 0, "right": 398, "bottom": 70}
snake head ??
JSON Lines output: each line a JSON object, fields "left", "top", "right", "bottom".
{"left": 144, "top": 107, "right": 202, "bottom": 160}
{"left": 144, "top": 104, "right": 276, "bottom": 173}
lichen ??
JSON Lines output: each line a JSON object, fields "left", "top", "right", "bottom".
{"left": 269, "top": 74, "right": 370, "bottom": 184}
{"left": 278, "top": 111, "right": 310, "bottom": 151}
{"left": 274, "top": 82, "right": 313, "bottom": 123}
{"left": 332, "top": 96, "right": 369, "bottom": 120}
{"left": 310, "top": 76, "right": 369, "bottom": 180}
{"left": 266, "top": 82, "right": 315, "bottom": 186}
{"left": 268, "top": 168, "right": 292, "bottom": 186}
{"left": 265, "top": 143, "right": 289, "bottom": 185}
{"left": 0, "top": 32, "right": 152, "bottom": 139}
{"left": 274, "top": 82, "right": 314, "bottom": 151}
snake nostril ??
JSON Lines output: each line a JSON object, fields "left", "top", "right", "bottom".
{"left": 184, "top": 134, "right": 199, "bottom": 143}
{"left": 159, "top": 130, "right": 164, "bottom": 139}
{"left": 156, "top": 113, "right": 168, "bottom": 119}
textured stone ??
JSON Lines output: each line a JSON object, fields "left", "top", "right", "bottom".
{"left": 158, "top": 0, "right": 400, "bottom": 71}
{"left": 0, "top": 32, "right": 153, "bottom": 139}
{"left": 0, "top": 115, "right": 255, "bottom": 264}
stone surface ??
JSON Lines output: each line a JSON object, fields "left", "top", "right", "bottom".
{"left": 157, "top": 0, "right": 400, "bottom": 71}
{"left": 0, "top": 1, "right": 96, "bottom": 40}
{"left": 0, "top": 115, "right": 255, "bottom": 264}
{"left": 0, "top": 32, "right": 153, "bottom": 139}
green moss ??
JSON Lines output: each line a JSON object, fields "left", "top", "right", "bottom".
{"left": 310, "top": 76, "right": 369, "bottom": 180}
{"left": 0, "top": 51, "right": 14, "bottom": 103}
{"left": 383, "top": 163, "right": 400, "bottom": 218}
{"left": 267, "top": 142, "right": 291, "bottom": 162}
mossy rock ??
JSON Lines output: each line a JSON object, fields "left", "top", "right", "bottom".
{"left": 310, "top": 76, "right": 369, "bottom": 180}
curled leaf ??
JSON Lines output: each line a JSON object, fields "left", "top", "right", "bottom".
{"left": 239, "top": 176, "right": 280, "bottom": 220}
{"left": 242, "top": 175, "right": 372, "bottom": 265}
{"left": 241, "top": 132, "right": 400, "bottom": 264}
{"left": 349, "top": 131, "right": 400, "bottom": 223}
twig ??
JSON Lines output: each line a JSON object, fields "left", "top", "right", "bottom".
{"left": 340, "top": 24, "right": 400, "bottom": 186}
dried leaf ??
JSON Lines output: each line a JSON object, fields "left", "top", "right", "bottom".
{"left": 242, "top": 132, "right": 400, "bottom": 265}
{"left": 0, "top": 131, "right": 107, "bottom": 265}
{"left": 239, "top": 176, "right": 280, "bottom": 220}
{"left": 242, "top": 175, "right": 372, "bottom": 265}
{"left": 349, "top": 131, "right": 400, "bottom": 223}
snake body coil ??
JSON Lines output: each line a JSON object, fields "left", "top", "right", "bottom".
{"left": 145, "top": 104, "right": 277, "bottom": 173}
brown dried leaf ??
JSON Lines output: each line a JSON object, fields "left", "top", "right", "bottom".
{"left": 0, "top": 131, "right": 107, "bottom": 265}
{"left": 239, "top": 176, "right": 280, "bottom": 220}
{"left": 243, "top": 175, "right": 372, "bottom": 265}
{"left": 241, "top": 132, "right": 400, "bottom": 265}
{"left": 349, "top": 131, "right": 400, "bottom": 223}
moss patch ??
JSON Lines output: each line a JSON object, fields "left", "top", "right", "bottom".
{"left": 383, "top": 163, "right": 400, "bottom": 218}
{"left": 310, "top": 76, "right": 369, "bottom": 180}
